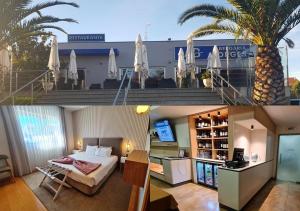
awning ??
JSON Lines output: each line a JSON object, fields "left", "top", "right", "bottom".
{"left": 59, "top": 48, "right": 119, "bottom": 57}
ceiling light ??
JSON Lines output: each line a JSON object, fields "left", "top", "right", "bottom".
{"left": 136, "top": 105, "right": 150, "bottom": 115}
{"left": 198, "top": 115, "right": 202, "bottom": 121}
{"left": 217, "top": 111, "right": 221, "bottom": 117}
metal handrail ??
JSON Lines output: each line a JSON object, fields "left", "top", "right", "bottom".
{"left": 0, "top": 70, "right": 51, "bottom": 105}
{"left": 123, "top": 71, "right": 134, "bottom": 105}
{"left": 113, "top": 69, "right": 129, "bottom": 105}
{"left": 211, "top": 69, "right": 254, "bottom": 105}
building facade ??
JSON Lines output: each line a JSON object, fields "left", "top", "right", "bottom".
{"left": 58, "top": 36, "right": 256, "bottom": 89}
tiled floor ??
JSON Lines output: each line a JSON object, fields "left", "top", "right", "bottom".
{"left": 151, "top": 178, "right": 300, "bottom": 211}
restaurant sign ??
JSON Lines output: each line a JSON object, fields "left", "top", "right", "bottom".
{"left": 68, "top": 34, "right": 105, "bottom": 42}
{"left": 174, "top": 45, "right": 254, "bottom": 60}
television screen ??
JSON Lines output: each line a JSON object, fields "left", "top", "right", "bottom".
{"left": 155, "top": 120, "right": 176, "bottom": 142}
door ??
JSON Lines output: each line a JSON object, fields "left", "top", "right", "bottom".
{"left": 277, "top": 135, "right": 300, "bottom": 183}
{"left": 196, "top": 162, "right": 205, "bottom": 183}
{"left": 214, "top": 164, "right": 219, "bottom": 188}
{"left": 205, "top": 163, "right": 214, "bottom": 186}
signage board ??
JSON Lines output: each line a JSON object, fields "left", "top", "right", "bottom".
{"left": 174, "top": 45, "right": 254, "bottom": 60}
{"left": 68, "top": 34, "right": 105, "bottom": 42}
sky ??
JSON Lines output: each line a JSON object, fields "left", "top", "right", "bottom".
{"left": 34, "top": 0, "right": 300, "bottom": 79}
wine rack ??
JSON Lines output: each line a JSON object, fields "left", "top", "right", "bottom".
{"left": 190, "top": 108, "right": 229, "bottom": 160}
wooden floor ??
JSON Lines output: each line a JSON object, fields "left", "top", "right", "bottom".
{"left": 0, "top": 178, "right": 47, "bottom": 211}
{"left": 151, "top": 178, "right": 300, "bottom": 211}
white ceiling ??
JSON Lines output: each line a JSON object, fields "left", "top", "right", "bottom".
{"left": 264, "top": 106, "right": 300, "bottom": 127}
{"left": 235, "top": 119, "right": 266, "bottom": 130}
{"left": 149, "top": 106, "right": 224, "bottom": 121}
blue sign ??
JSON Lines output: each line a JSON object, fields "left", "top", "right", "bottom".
{"left": 68, "top": 34, "right": 105, "bottom": 42}
{"left": 59, "top": 48, "right": 119, "bottom": 56}
{"left": 174, "top": 45, "right": 254, "bottom": 60}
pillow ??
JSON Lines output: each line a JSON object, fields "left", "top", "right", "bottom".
{"left": 95, "top": 147, "right": 112, "bottom": 157}
{"left": 85, "top": 145, "right": 98, "bottom": 155}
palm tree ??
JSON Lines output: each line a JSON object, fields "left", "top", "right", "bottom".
{"left": 178, "top": 0, "right": 300, "bottom": 105}
{"left": 0, "top": 0, "right": 79, "bottom": 49}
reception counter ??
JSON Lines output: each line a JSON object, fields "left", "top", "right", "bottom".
{"left": 218, "top": 160, "right": 273, "bottom": 210}
{"left": 150, "top": 155, "right": 192, "bottom": 185}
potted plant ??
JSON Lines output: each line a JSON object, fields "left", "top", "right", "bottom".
{"left": 201, "top": 70, "right": 212, "bottom": 88}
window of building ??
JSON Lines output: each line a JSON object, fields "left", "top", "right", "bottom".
{"left": 119, "top": 67, "right": 166, "bottom": 80}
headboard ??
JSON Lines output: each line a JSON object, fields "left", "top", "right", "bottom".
{"left": 82, "top": 138, "right": 99, "bottom": 151}
{"left": 100, "top": 138, "right": 123, "bottom": 159}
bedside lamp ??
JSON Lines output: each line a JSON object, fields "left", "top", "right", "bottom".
{"left": 126, "top": 143, "right": 131, "bottom": 156}
{"left": 77, "top": 141, "right": 82, "bottom": 150}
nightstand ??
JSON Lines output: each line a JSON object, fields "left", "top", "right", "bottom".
{"left": 72, "top": 149, "right": 82, "bottom": 154}
{"left": 120, "top": 156, "right": 127, "bottom": 172}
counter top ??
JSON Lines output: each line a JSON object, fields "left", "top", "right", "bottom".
{"left": 150, "top": 154, "right": 190, "bottom": 160}
{"left": 193, "top": 157, "right": 225, "bottom": 163}
{"left": 219, "top": 160, "right": 271, "bottom": 172}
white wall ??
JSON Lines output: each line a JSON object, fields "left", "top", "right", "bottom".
{"left": 72, "top": 106, "right": 149, "bottom": 154}
{"left": 173, "top": 117, "right": 190, "bottom": 148}
{"left": 0, "top": 112, "right": 12, "bottom": 167}
{"left": 250, "top": 129, "right": 267, "bottom": 162}
{"left": 233, "top": 124, "right": 251, "bottom": 159}
{"left": 233, "top": 124, "right": 271, "bottom": 162}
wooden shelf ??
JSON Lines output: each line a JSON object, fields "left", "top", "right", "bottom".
{"left": 213, "top": 149, "right": 228, "bottom": 151}
{"left": 196, "top": 137, "right": 212, "bottom": 140}
{"left": 213, "top": 137, "right": 228, "bottom": 140}
{"left": 212, "top": 125, "right": 228, "bottom": 129}
{"left": 196, "top": 127, "right": 211, "bottom": 130}
{"left": 189, "top": 107, "right": 229, "bottom": 160}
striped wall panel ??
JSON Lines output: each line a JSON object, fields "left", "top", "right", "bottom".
{"left": 72, "top": 106, "right": 149, "bottom": 153}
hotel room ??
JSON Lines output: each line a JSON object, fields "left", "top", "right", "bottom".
{"left": 149, "top": 106, "right": 300, "bottom": 211}
{"left": 0, "top": 106, "right": 150, "bottom": 211}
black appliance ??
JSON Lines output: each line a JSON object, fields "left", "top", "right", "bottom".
{"left": 225, "top": 148, "right": 249, "bottom": 169}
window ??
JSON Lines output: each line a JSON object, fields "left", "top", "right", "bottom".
{"left": 14, "top": 106, "right": 66, "bottom": 170}
{"left": 119, "top": 68, "right": 134, "bottom": 80}
{"left": 119, "top": 67, "right": 166, "bottom": 80}
{"left": 148, "top": 67, "right": 165, "bottom": 80}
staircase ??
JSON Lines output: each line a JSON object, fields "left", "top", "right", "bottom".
{"left": 36, "top": 88, "right": 223, "bottom": 105}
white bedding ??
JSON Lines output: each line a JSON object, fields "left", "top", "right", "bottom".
{"left": 49, "top": 152, "right": 118, "bottom": 187}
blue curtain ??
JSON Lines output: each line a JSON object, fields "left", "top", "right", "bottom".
{"left": 13, "top": 106, "right": 66, "bottom": 172}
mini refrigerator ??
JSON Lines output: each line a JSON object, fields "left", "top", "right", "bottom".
{"left": 214, "top": 164, "right": 219, "bottom": 188}
{"left": 204, "top": 163, "right": 214, "bottom": 186}
{"left": 196, "top": 161, "right": 219, "bottom": 189}
{"left": 196, "top": 162, "right": 205, "bottom": 183}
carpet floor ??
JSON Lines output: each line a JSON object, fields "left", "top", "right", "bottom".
{"left": 23, "top": 170, "right": 131, "bottom": 211}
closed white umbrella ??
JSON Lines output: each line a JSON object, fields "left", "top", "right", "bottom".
{"left": 48, "top": 36, "right": 60, "bottom": 86}
{"left": 108, "top": 48, "right": 118, "bottom": 79}
{"left": 0, "top": 47, "right": 10, "bottom": 72}
{"left": 134, "top": 34, "right": 143, "bottom": 86}
{"left": 207, "top": 53, "right": 213, "bottom": 70}
{"left": 66, "top": 50, "right": 78, "bottom": 86}
{"left": 0, "top": 46, "right": 12, "bottom": 92}
{"left": 186, "top": 36, "right": 196, "bottom": 80}
{"left": 141, "top": 44, "right": 149, "bottom": 89}
{"left": 211, "top": 45, "right": 222, "bottom": 70}
{"left": 177, "top": 48, "right": 186, "bottom": 88}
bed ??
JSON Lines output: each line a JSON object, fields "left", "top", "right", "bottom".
{"left": 49, "top": 137, "right": 123, "bottom": 195}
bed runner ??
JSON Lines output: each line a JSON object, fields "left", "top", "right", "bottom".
{"left": 52, "top": 156, "right": 102, "bottom": 175}
{"left": 36, "top": 163, "right": 72, "bottom": 201}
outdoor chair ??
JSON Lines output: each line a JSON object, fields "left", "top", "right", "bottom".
{"left": 158, "top": 78, "right": 177, "bottom": 88}
{"left": 103, "top": 79, "right": 120, "bottom": 89}
{"left": 57, "top": 78, "right": 73, "bottom": 90}
{"left": 89, "top": 84, "right": 102, "bottom": 90}
{"left": 0, "top": 155, "right": 15, "bottom": 183}
{"left": 145, "top": 78, "right": 158, "bottom": 88}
